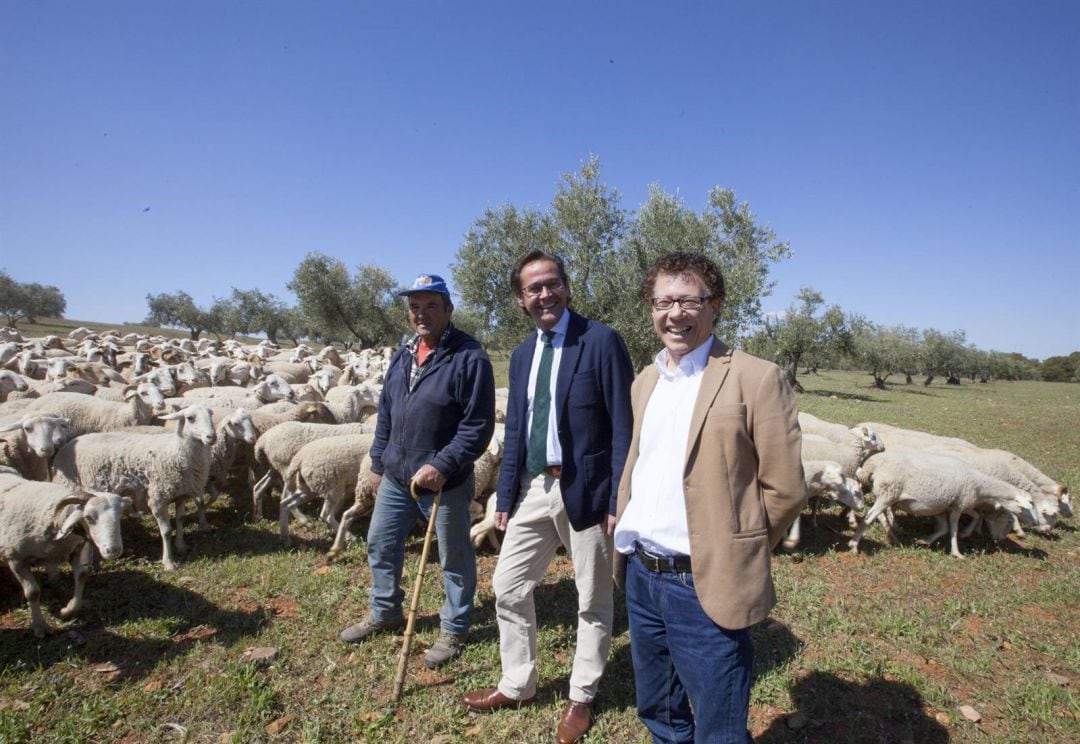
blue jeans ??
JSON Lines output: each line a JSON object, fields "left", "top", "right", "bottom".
{"left": 366, "top": 473, "right": 476, "bottom": 636}
{"left": 625, "top": 552, "right": 754, "bottom": 744}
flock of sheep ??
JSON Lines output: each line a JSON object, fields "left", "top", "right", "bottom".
{"left": 0, "top": 325, "right": 1072, "bottom": 638}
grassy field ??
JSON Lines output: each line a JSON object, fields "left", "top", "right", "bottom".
{"left": 1, "top": 363, "right": 1076, "bottom": 742}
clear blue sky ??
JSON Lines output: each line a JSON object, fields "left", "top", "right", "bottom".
{"left": 2, "top": 1, "right": 1077, "bottom": 359}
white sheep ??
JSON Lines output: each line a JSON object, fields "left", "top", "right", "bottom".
{"left": 782, "top": 460, "right": 866, "bottom": 551}
{"left": 0, "top": 369, "right": 29, "bottom": 401}
{"left": 250, "top": 421, "right": 375, "bottom": 521}
{"left": 801, "top": 426, "right": 885, "bottom": 478}
{"left": 23, "top": 383, "right": 167, "bottom": 436}
{"left": 177, "top": 373, "right": 295, "bottom": 409}
{"left": 0, "top": 414, "right": 72, "bottom": 481}
{"left": 0, "top": 471, "right": 130, "bottom": 636}
{"left": 51, "top": 404, "right": 217, "bottom": 570}
{"left": 327, "top": 452, "right": 377, "bottom": 558}
{"left": 850, "top": 450, "right": 1034, "bottom": 558}
{"left": 279, "top": 433, "right": 376, "bottom": 547}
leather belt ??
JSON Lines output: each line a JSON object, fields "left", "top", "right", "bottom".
{"left": 635, "top": 544, "right": 693, "bottom": 573}
{"left": 543, "top": 465, "right": 562, "bottom": 479}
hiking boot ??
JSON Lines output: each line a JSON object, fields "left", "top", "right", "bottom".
{"left": 339, "top": 614, "right": 404, "bottom": 644}
{"left": 424, "top": 631, "right": 467, "bottom": 668}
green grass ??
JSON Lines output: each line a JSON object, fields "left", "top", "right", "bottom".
{"left": 1, "top": 370, "right": 1077, "bottom": 742}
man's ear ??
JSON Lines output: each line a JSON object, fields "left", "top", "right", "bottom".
{"left": 515, "top": 294, "right": 526, "bottom": 310}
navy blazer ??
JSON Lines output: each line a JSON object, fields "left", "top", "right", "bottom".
{"left": 495, "top": 310, "right": 634, "bottom": 530}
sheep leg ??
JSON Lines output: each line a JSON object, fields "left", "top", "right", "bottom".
{"left": 1010, "top": 512, "right": 1026, "bottom": 538}
{"left": 948, "top": 508, "right": 966, "bottom": 559}
{"left": 279, "top": 489, "right": 314, "bottom": 547}
{"left": 173, "top": 498, "right": 189, "bottom": 555}
{"left": 318, "top": 500, "right": 340, "bottom": 533}
{"left": 251, "top": 471, "right": 273, "bottom": 521}
{"left": 960, "top": 510, "right": 982, "bottom": 538}
{"left": 194, "top": 494, "right": 214, "bottom": 533}
{"left": 9, "top": 559, "right": 52, "bottom": 637}
{"left": 850, "top": 497, "right": 894, "bottom": 553}
{"left": 917, "top": 515, "right": 950, "bottom": 546}
{"left": 781, "top": 514, "right": 801, "bottom": 551}
{"left": 328, "top": 500, "right": 365, "bottom": 557}
{"left": 151, "top": 499, "right": 179, "bottom": 571}
{"left": 59, "top": 541, "right": 90, "bottom": 620}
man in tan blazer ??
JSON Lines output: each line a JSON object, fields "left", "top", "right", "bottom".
{"left": 612, "top": 251, "right": 806, "bottom": 743}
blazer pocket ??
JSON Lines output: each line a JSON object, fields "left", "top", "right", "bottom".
{"left": 569, "top": 370, "right": 601, "bottom": 408}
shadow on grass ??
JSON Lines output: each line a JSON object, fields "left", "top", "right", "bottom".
{"left": 756, "top": 672, "right": 949, "bottom": 743}
{"left": 0, "top": 568, "right": 265, "bottom": 681}
{"left": 801, "top": 389, "right": 881, "bottom": 403}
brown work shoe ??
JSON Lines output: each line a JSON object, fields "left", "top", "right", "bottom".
{"left": 461, "top": 687, "right": 532, "bottom": 713}
{"left": 556, "top": 700, "right": 593, "bottom": 743}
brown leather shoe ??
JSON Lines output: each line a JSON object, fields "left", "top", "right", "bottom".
{"left": 461, "top": 687, "right": 532, "bottom": 713}
{"left": 556, "top": 700, "right": 593, "bottom": 743}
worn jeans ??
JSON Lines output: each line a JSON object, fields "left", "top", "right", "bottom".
{"left": 366, "top": 473, "right": 476, "bottom": 636}
{"left": 625, "top": 552, "right": 754, "bottom": 744}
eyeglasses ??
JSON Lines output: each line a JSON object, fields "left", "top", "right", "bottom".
{"left": 650, "top": 296, "right": 711, "bottom": 311}
{"left": 522, "top": 280, "right": 565, "bottom": 297}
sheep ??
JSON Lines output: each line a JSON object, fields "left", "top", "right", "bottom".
{"left": 850, "top": 450, "right": 1034, "bottom": 558}
{"left": 322, "top": 384, "right": 381, "bottom": 423}
{"left": 470, "top": 491, "right": 501, "bottom": 551}
{"left": 279, "top": 433, "right": 376, "bottom": 546}
{"left": 0, "top": 414, "right": 72, "bottom": 481}
{"left": 51, "top": 404, "right": 217, "bottom": 570}
{"left": 797, "top": 411, "right": 855, "bottom": 444}
{"left": 261, "top": 360, "right": 315, "bottom": 384}
{"left": 177, "top": 373, "right": 295, "bottom": 409}
{"left": 0, "top": 472, "right": 130, "bottom": 636}
{"left": 0, "top": 369, "right": 29, "bottom": 401}
{"left": 860, "top": 423, "right": 1069, "bottom": 531}
{"left": 782, "top": 460, "right": 866, "bottom": 551}
{"left": 23, "top": 383, "right": 167, "bottom": 436}
{"left": 250, "top": 421, "right": 375, "bottom": 521}
{"left": 183, "top": 408, "right": 258, "bottom": 531}
{"left": 801, "top": 426, "right": 885, "bottom": 478}
{"left": 327, "top": 452, "right": 377, "bottom": 558}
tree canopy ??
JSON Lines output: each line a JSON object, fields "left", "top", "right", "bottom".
{"left": 0, "top": 269, "right": 66, "bottom": 326}
{"left": 451, "top": 157, "right": 792, "bottom": 367}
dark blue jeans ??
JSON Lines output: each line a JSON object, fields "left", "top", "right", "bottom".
{"left": 625, "top": 552, "right": 754, "bottom": 744}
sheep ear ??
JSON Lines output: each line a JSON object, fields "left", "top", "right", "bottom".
{"left": 55, "top": 509, "right": 83, "bottom": 540}
{"left": 0, "top": 420, "right": 21, "bottom": 434}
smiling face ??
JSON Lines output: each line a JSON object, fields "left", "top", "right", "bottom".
{"left": 650, "top": 271, "right": 720, "bottom": 369}
{"left": 407, "top": 291, "right": 452, "bottom": 345}
{"left": 515, "top": 259, "right": 569, "bottom": 332}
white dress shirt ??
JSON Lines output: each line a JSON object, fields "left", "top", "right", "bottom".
{"left": 614, "top": 337, "right": 714, "bottom": 557}
{"left": 524, "top": 308, "right": 569, "bottom": 468}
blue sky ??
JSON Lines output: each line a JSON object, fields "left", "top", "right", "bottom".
{"left": 2, "top": 1, "right": 1077, "bottom": 359}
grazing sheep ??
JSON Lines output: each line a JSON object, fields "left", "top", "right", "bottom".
{"left": 797, "top": 411, "right": 853, "bottom": 444}
{"left": 0, "top": 414, "right": 72, "bottom": 481}
{"left": 850, "top": 450, "right": 1033, "bottom": 558}
{"left": 51, "top": 405, "right": 217, "bottom": 570}
{"left": 279, "top": 433, "right": 376, "bottom": 546}
{"left": 23, "top": 383, "right": 167, "bottom": 436}
{"left": 801, "top": 426, "right": 885, "bottom": 478}
{"left": 782, "top": 460, "right": 866, "bottom": 551}
{"left": 0, "top": 472, "right": 130, "bottom": 636}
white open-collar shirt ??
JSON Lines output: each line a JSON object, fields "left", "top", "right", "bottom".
{"left": 524, "top": 308, "right": 569, "bottom": 468}
{"left": 614, "top": 336, "right": 714, "bottom": 557}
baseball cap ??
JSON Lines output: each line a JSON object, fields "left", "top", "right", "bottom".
{"left": 398, "top": 274, "right": 452, "bottom": 298}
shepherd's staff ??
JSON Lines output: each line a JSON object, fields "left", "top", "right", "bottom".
{"left": 391, "top": 479, "right": 442, "bottom": 701}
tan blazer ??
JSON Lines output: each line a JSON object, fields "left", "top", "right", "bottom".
{"left": 614, "top": 339, "right": 807, "bottom": 630}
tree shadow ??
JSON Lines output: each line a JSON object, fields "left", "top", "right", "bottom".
{"left": 0, "top": 568, "right": 265, "bottom": 680}
{"left": 801, "top": 389, "right": 880, "bottom": 403}
{"left": 756, "top": 671, "right": 949, "bottom": 743}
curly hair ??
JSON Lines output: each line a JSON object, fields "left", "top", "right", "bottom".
{"left": 639, "top": 251, "right": 726, "bottom": 306}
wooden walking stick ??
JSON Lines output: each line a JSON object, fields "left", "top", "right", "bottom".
{"left": 391, "top": 479, "right": 442, "bottom": 701}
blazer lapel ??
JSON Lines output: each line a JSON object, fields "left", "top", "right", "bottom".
{"left": 684, "top": 338, "right": 733, "bottom": 470}
{"left": 554, "top": 311, "right": 584, "bottom": 416}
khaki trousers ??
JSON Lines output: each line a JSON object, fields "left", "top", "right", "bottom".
{"left": 493, "top": 471, "right": 614, "bottom": 703}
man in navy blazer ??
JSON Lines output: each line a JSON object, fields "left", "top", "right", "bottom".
{"left": 462, "top": 250, "right": 633, "bottom": 744}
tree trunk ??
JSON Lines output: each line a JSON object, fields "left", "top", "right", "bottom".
{"left": 873, "top": 374, "right": 887, "bottom": 390}
{"left": 905, "top": 373, "right": 913, "bottom": 384}
{"left": 784, "top": 362, "right": 804, "bottom": 393}
{"left": 923, "top": 375, "right": 935, "bottom": 386}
